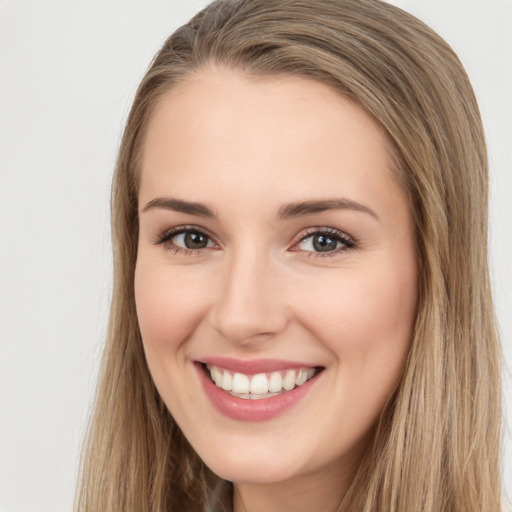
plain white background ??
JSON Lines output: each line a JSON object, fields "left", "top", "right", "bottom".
{"left": 0, "top": 1, "right": 510, "bottom": 510}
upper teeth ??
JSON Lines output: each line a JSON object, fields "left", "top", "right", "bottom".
{"left": 206, "top": 364, "right": 317, "bottom": 396}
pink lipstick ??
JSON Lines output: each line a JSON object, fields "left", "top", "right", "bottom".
{"left": 196, "top": 359, "right": 323, "bottom": 422}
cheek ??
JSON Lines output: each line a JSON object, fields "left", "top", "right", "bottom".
{"left": 135, "top": 258, "right": 214, "bottom": 423}
{"left": 134, "top": 262, "right": 208, "bottom": 361}
{"left": 296, "top": 256, "right": 417, "bottom": 381}
{"left": 296, "top": 259, "right": 417, "bottom": 447}
{"left": 134, "top": 261, "right": 210, "bottom": 422}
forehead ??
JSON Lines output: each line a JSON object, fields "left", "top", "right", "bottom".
{"left": 139, "top": 69, "right": 402, "bottom": 216}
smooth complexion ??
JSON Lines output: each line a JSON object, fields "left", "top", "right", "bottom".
{"left": 135, "top": 69, "right": 418, "bottom": 512}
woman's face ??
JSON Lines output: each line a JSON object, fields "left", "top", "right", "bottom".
{"left": 135, "top": 69, "right": 418, "bottom": 489}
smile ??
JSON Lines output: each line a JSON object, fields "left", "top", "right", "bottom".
{"left": 205, "top": 364, "right": 318, "bottom": 400}
{"left": 197, "top": 359, "right": 324, "bottom": 421}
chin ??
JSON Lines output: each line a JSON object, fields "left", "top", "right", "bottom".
{"left": 192, "top": 436, "right": 316, "bottom": 485}
{"left": 208, "top": 458, "right": 300, "bottom": 485}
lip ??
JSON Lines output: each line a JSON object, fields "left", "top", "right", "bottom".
{"left": 195, "top": 361, "right": 322, "bottom": 422}
{"left": 199, "top": 356, "right": 317, "bottom": 375}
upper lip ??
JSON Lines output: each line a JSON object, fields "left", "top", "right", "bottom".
{"left": 199, "top": 356, "right": 320, "bottom": 375}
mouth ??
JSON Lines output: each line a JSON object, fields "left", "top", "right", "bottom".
{"left": 195, "top": 358, "right": 325, "bottom": 421}
{"left": 202, "top": 363, "right": 321, "bottom": 400}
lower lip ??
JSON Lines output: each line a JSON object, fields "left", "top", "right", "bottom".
{"left": 196, "top": 363, "right": 321, "bottom": 422}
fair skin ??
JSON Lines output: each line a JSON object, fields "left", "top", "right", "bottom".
{"left": 135, "top": 68, "right": 418, "bottom": 512}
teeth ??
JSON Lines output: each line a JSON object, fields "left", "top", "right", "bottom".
{"left": 206, "top": 364, "right": 317, "bottom": 398}
{"left": 229, "top": 391, "right": 282, "bottom": 400}
{"left": 282, "top": 370, "right": 296, "bottom": 391}
{"left": 221, "top": 371, "right": 232, "bottom": 391}
{"left": 211, "top": 366, "right": 223, "bottom": 386}
{"left": 268, "top": 371, "right": 283, "bottom": 393}
{"left": 296, "top": 369, "right": 307, "bottom": 386}
{"left": 232, "top": 373, "right": 250, "bottom": 394}
{"left": 250, "top": 373, "right": 269, "bottom": 394}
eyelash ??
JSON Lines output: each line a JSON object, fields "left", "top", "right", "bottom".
{"left": 152, "top": 225, "right": 217, "bottom": 256}
{"left": 152, "top": 225, "right": 357, "bottom": 258}
{"left": 294, "top": 227, "right": 357, "bottom": 257}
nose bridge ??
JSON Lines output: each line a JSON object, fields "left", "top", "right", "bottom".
{"left": 209, "top": 245, "right": 287, "bottom": 344}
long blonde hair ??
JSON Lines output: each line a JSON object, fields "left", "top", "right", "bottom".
{"left": 75, "top": 1, "right": 503, "bottom": 510}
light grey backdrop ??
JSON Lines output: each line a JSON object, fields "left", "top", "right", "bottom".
{"left": 0, "top": 1, "right": 510, "bottom": 511}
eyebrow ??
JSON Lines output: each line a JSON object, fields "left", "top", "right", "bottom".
{"left": 142, "top": 197, "right": 215, "bottom": 217}
{"left": 278, "top": 198, "right": 378, "bottom": 220}
{"left": 141, "top": 196, "right": 378, "bottom": 220}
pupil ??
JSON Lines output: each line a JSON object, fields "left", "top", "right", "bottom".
{"left": 313, "top": 234, "right": 337, "bottom": 252}
{"left": 184, "top": 232, "right": 208, "bottom": 249}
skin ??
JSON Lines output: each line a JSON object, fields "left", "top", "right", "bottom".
{"left": 135, "top": 68, "right": 418, "bottom": 512}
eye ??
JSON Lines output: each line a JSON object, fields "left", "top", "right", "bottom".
{"left": 153, "top": 227, "right": 216, "bottom": 252}
{"left": 173, "top": 231, "right": 213, "bottom": 250}
{"left": 294, "top": 228, "right": 356, "bottom": 255}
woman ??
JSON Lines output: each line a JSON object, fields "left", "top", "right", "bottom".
{"left": 75, "top": 0, "right": 503, "bottom": 510}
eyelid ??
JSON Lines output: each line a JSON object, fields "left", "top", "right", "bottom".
{"left": 152, "top": 224, "right": 356, "bottom": 258}
{"left": 290, "top": 226, "right": 357, "bottom": 256}
{"left": 152, "top": 225, "right": 219, "bottom": 252}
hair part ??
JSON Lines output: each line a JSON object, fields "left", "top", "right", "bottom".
{"left": 75, "top": 1, "right": 502, "bottom": 510}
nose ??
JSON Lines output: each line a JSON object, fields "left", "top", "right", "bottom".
{"left": 208, "top": 250, "right": 289, "bottom": 345}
